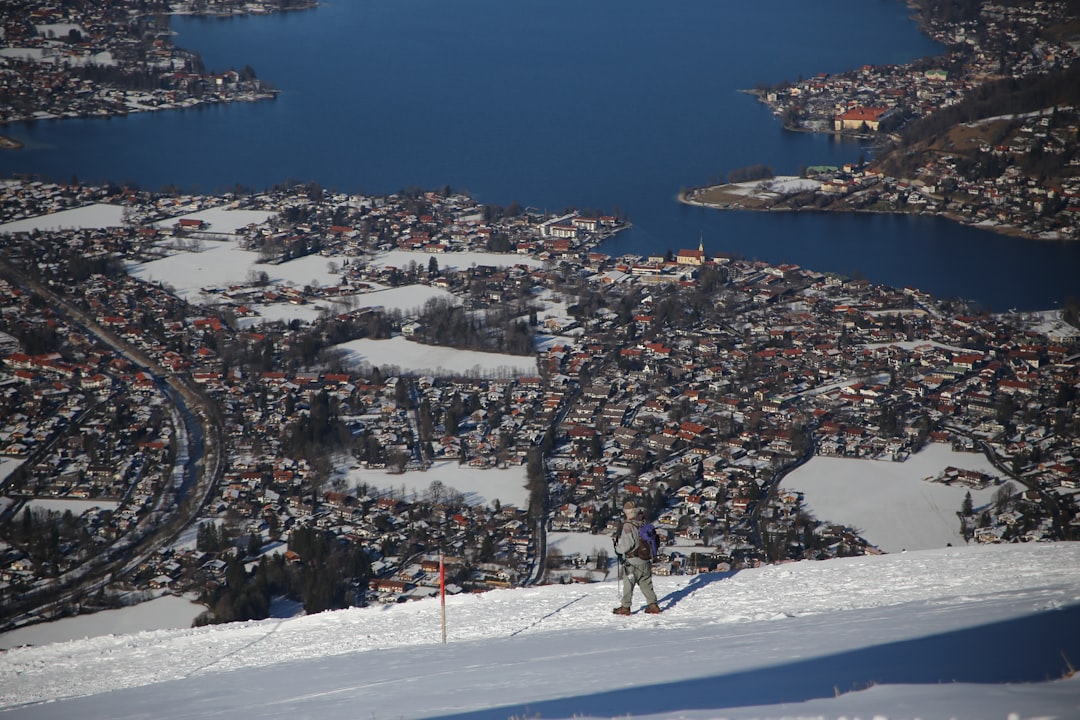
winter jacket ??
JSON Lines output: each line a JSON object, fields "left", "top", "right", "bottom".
{"left": 614, "top": 520, "right": 648, "bottom": 566}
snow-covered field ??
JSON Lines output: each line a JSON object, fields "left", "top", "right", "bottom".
{"left": 338, "top": 459, "right": 531, "bottom": 508}
{"left": 1024, "top": 309, "right": 1080, "bottom": 340}
{"left": 149, "top": 207, "right": 275, "bottom": 236}
{"left": 374, "top": 249, "right": 545, "bottom": 273}
{"left": 22, "top": 498, "right": 119, "bottom": 515}
{"left": 121, "top": 225, "right": 556, "bottom": 353}
{"left": 547, "top": 530, "right": 617, "bottom": 561}
{"left": 0, "top": 48, "right": 114, "bottom": 67}
{"left": 126, "top": 237, "right": 333, "bottom": 304}
{"left": 758, "top": 176, "right": 822, "bottom": 196}
{"left": 127, "top": 238, "right": 542, "bottom": 307}
{"left": 337, "top": 335, "right": 538, "bottom": 377}
{"left": 0, "top": 204, "right": 126, "bottom": 234}
{"left": 0, "top": 458, "right": 20, "bottom": 484}
{"left": 1, "top": 542, "right": 1078, "bottom": 719}
{"left": 697, "top": 175, "right": 822, "bottom": 199}
{"left": 0, "top": 594, "right": 204, "bottom": 652}
{"left": 781, "top": 442, "right": 1003, "bottom": 552}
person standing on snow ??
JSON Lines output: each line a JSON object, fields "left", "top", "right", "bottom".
{"left": 613, "top": 500, "right": 661, "bottom": 615}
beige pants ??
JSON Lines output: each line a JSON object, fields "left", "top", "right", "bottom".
{"left": 620, "top": 560, "right": 658, "bottom": 608}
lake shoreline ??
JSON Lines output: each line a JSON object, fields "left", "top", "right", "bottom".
{"left": 678, "top": 183, "right": 1075, "bottom": 244}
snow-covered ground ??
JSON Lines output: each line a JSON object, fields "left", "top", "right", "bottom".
{"left": 149, "top": 208, "right": 275, "bottom": 236}
{"left": 337, "top": 335, "right": 538, "bottom": 377}
{"left": 126, "top": 236, "right": 331, "bottom": 304}
{"left": 21, "top": 498, "right": 119, "bottom": 515}
{"left": 547, "top": 530, "right": 618, "bottom": 560}
{"left": 372, "top": 249, "right": 544, "bottom": 273}
{"left": 0, "top": 48, "right": 114, "bottom": 67}
{"left": 0, "top": 594, "right": 205, "bottom": 652}
{"left": 758, "top": 176, "right": 822, "bottom": 196}
{"left": 1, "top": 542, "right": 1078, "bottom": 719}
{"left": 125, "top": 235, "right": 546, "bottom": 330}
{"left": 128, "top": 241, "right": 543, "bottom": 307}
{"left": 781, "top": 443, "right": 1003, "bottom": 552}
{"left": 0, "top": 204, "right": 126, "bottom": 234}
{"left": 699, "top": 176, "right": 822, "bottom": 199}
{"left": 337, "top": 459, "right": 531, "bottom": 508}
{"left": 1022, "top": 309, "right": 1080, "bottom": 340}
{"left": 0, "top": 458, "right": 20, "bottom": 484}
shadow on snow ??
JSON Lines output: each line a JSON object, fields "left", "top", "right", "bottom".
{"left": 657, "top": 570, "right": 738, "bottom": 612}
{"left": 435, "top": 602, "right": 1080, "bottom": 720}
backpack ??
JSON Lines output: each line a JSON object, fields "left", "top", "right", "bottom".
{"left": 636, "top": 522, "right": 660, "bottom": 560}
{"left": 618, "top": 521, "right": 660, "bottom": 561}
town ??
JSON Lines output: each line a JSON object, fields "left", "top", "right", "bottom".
{"left": 0, "top": 0, "right": 302, "bottom": 129}
{"left": 682, "top": 99, "right": 1080, "bottom": 242}
{"left": 0, "top": 0, "right": 1078, "bottom": 633}
{"left": 0, "top": 177, "right": 1077, "bottom": 630}
{"left": 0, "top": 0, "right": 1079, "bottom": 717}
{"left": 2, "top": 0, "right": 1079, "bottom": 240}
{"left": 714, "top": 0, "right": 1080, "bottom": 241}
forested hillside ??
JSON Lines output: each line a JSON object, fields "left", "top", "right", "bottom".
{"left": 876, "top": 64, "right": 1080, "bottom": 179}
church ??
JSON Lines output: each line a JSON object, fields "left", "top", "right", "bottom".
{"left": 676, "top": 237, "right": 706, "bottom": 266}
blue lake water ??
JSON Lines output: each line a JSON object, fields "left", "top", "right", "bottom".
{"left": 1, "top": 0, "right": 1077, "bottom": 310}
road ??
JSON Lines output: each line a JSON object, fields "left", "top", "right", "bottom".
{"left": 749, "top": 438, "right": 817, "bottom": 561}
{"left": 0, "top": 263, "right": 225, "bottom": 631}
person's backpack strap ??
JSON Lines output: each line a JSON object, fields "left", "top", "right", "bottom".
{"left": 616, "top": 519, "right": 642, "bottom": 562}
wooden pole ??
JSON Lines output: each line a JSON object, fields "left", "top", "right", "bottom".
{"left": 440, "top": 551, "right": 446, "bottom": 644}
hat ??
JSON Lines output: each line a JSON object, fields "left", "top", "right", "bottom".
{"left": 622, "top": 501, "right": 639, "bottom": 518}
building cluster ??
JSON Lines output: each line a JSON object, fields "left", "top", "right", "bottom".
{"left": 760, "top": 1, "right": 1078, "bottom": 136}
{"left": 700, "top": 101, "right": 1080, "bottom": 239}
{"left": 0, "top": 0, "right": 1078, "bottom": 622}
{"left": 739, "top": 0, "right": 1080, "bottom": 241}
{"left": 536, "top": 256, "right": 1077, "bottom": 564}
{"left": 0, "top": 0, "right": 287, "bottom": 127}
{"left": 1, "top": 179, "right": 1077, "bottom": 615}
{"left": 0, "top": 181, "right": 617, "bottom": 609}
{"left": 895, "top": 109, "right": 1080, "bottom": 240}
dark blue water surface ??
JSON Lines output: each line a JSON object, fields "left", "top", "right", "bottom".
{"left": 2, "top": 0, "right": 1077, "bottom": 310}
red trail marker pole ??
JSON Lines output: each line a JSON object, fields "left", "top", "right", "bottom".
{"left": 440, "top": 552, "right": 446, "bottom": 644}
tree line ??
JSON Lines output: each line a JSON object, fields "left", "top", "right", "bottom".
{"left": 876, "top": 64, "right": 1080, "bottom": 179}
{"left": 414, "top": 296, "right": 536, "bottom": 356}
{"left": 194, "top": 525, "right": 372, "bottom": 626}
{"left": 898, "top": 65, "right": 1080, "bottom": 146}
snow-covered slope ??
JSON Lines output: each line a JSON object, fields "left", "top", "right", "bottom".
{"left": 2, "top": 543, "right": 1080, "bottom": 719}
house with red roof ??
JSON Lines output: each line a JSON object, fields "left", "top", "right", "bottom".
{"left": 833, "top": 106, "right": 890, "bottom": 132}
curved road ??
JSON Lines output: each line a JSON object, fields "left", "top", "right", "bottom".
{"left": 0, "top": 263, "right": 225, "bottom": 630}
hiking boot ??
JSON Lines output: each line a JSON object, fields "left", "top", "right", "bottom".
{"left": 644, "top": 603, "right": 662, "bottom": 614}
{"left": 612, "top": 606, "right": 631, "bottom": 615}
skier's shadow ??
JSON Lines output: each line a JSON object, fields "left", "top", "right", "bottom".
{"left": 658, "top": 569, "right": 738, "bottom": 611}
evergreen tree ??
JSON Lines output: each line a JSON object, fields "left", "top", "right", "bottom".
{"left": 247, "top": 531, "right": 262, "bottom": 558}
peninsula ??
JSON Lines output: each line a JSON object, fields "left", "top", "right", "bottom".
{"left": 0, "top": 0, "right": 310, "bottom": 128}
{"left": 686, "top": 0, "right": 1080, "bottom": 242}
